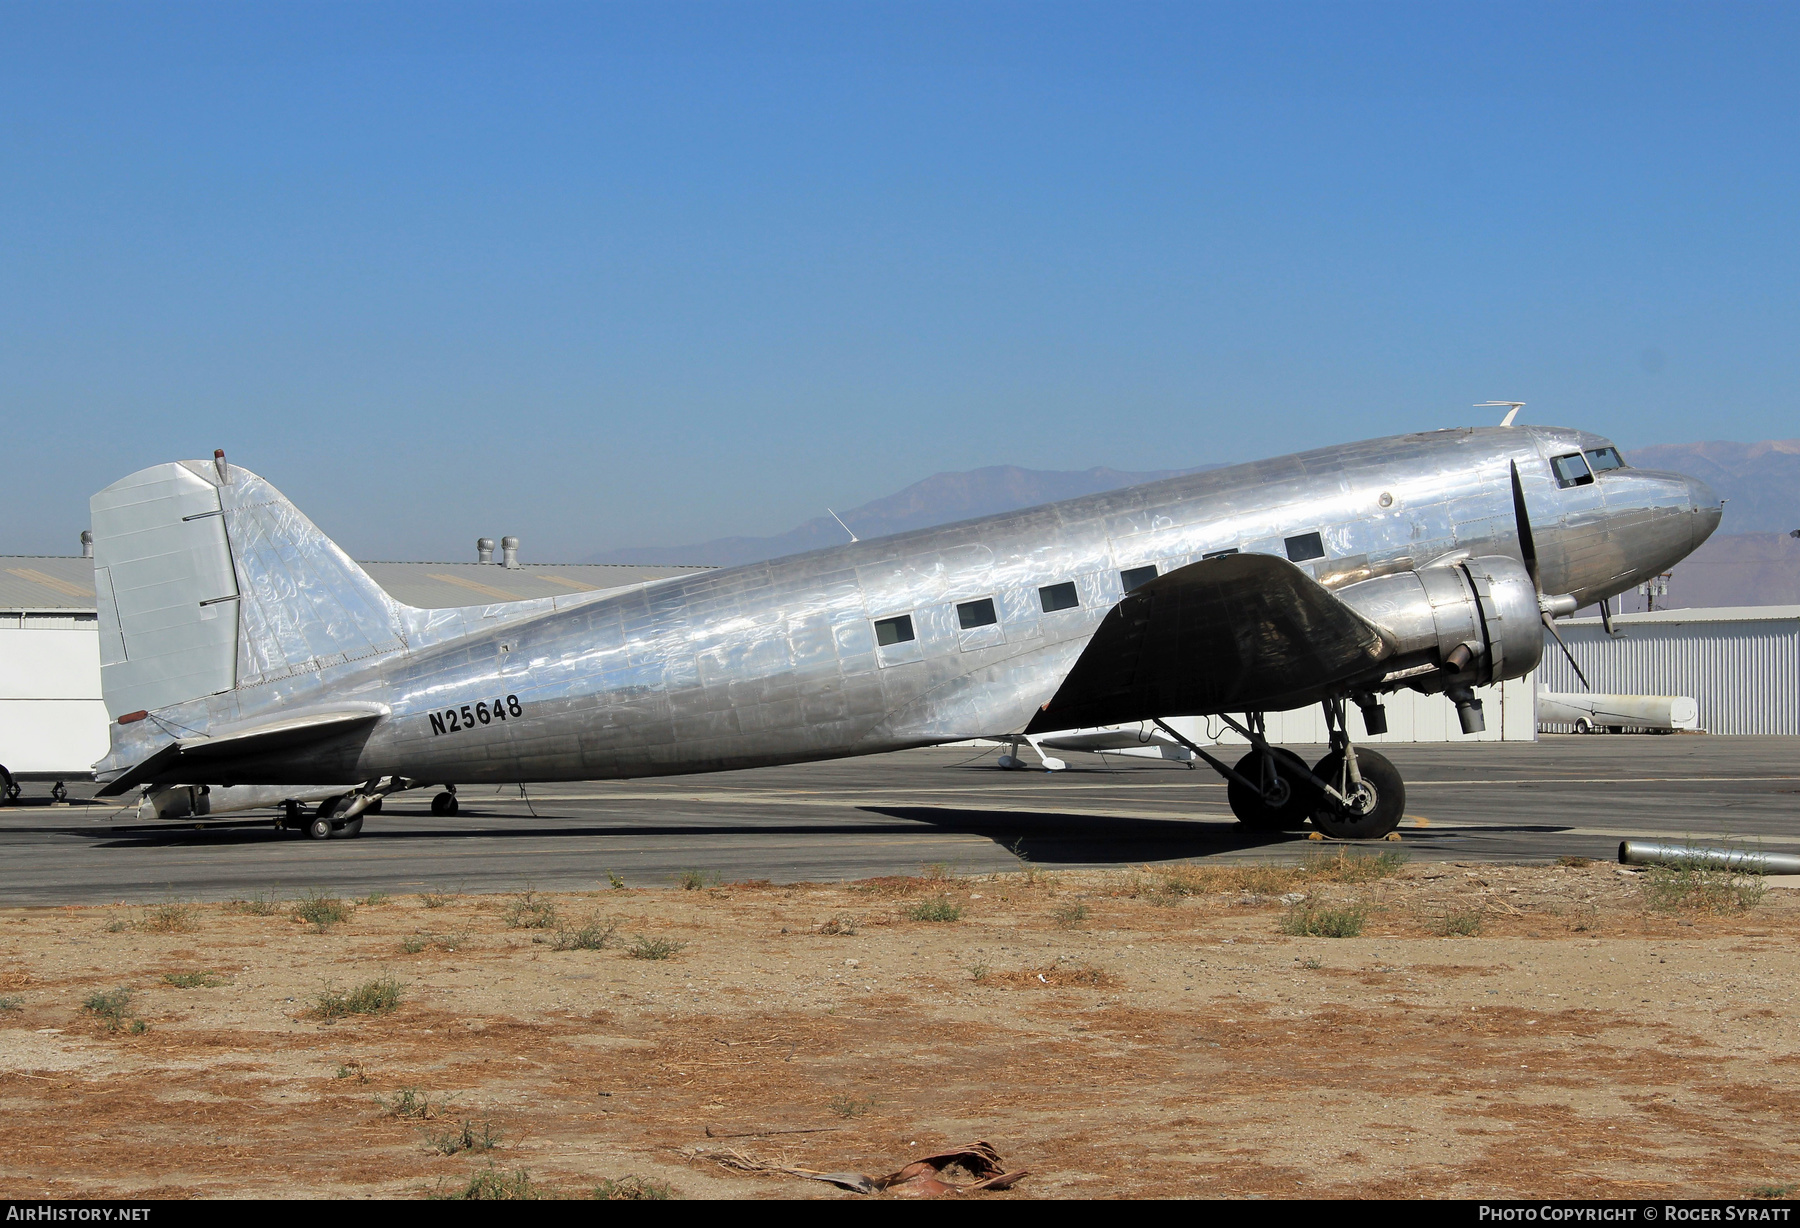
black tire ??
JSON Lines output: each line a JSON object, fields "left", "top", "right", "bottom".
{"left": 0, "top": 768, "right": 13, "bottom": 806}
{"left": 1309, "top": 747, "right": 1406, "bottom": 839}
{"left": 431, "top": 791, "right": 459, "bottom": 816}
{"left": 1227, "top": 747, "right": 1317, "bottom": 830}
{"left": 307, "top": 815, "right": 334, "bottom": 840}
{"left": 332, "top": 815, "right": 364, "bottom": 839}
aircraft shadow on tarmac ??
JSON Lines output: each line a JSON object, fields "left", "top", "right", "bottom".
{"left": 71, "top": 806, "right": 1573, "bottom": 859}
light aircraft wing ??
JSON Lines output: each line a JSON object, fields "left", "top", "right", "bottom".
{"left": 1025, "top": 553, "right": 1389, "bottom": 732}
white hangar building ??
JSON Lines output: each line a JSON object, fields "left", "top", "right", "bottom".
{"left": 1535, "top": 605, "right": 1800, "bottom": 736}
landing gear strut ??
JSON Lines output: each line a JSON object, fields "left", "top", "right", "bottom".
{"left": 1308, "top": 697, "right": 1405, "bottom": 840}
{"left": 1153, "top": 702, "right": 1407, "bottom": 840}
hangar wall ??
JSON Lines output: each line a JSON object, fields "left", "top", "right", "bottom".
{"left": 1164, "top": 674, "right": 1537, "bottom": 747}
{"left": 1536, "top": 606, "right": 1800, "bottom": 736}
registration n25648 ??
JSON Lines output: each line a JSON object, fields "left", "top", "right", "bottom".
{"left": 429, "top": 695, "right": 523, "bottom": 735}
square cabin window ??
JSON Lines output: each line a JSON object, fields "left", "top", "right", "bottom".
{"left": 957, "top": 598, "right": 998, "bottom": 629}
{"left": 874, "top": 614, "right": 915, "bottom": 646}
{"left": 1120, "top": 565, "right": 1159, "bottom": 593}
{"left": 1284, "top": 532, "right": 1326, "bottom": 563}
{"left": 1552, "top": 452, "right": 1595, "bottom": 488}
{"left": 1038, "top": 581, "right": 1079, "bottom": 613}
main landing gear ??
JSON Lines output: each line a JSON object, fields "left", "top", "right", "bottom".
{"left": 1153, "top": 699, "right": 1407, "bottom": 840}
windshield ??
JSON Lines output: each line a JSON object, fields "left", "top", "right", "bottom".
{"left": 1584, "top": 446, "right": 1626, "bottom": 472}
{"left": 1552, "top": 452, "right": 1595, "bottom": 488}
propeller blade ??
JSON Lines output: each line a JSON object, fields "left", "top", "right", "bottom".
{"left": 1541, "top": 611, "right": 1591, "bottom": 691}
{"left": 1510, "top": 460, "right": 1539, "bottom": 589}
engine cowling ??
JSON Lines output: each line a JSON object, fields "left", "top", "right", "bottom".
{"left": 1336, "top": 554, "right": 1544, "bottom": 690}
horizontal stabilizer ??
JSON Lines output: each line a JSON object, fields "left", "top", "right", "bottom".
{"left": 96, "top": 703, "right": 389, "bottom": 795}
{"left": 1027, "top": 553, "right": 1388, "bottom": 732}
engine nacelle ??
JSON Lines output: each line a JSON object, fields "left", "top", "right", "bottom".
{"left": 1336, "top": 555, "right": 1544, "bottom": 689}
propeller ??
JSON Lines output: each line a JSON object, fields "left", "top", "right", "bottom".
{"left": 1510, "top": 460, "right": 1591, "bottom": 691}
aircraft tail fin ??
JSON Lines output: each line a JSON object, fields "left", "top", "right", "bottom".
{"left": 90, "top": 454, "right": 409, "bottom": 720}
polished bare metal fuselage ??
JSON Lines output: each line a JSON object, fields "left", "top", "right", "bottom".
{"left": 98, "top": 425, "right": 1720, "bottom": 788}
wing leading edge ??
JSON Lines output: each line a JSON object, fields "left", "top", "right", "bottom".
{"left": 1025, "top": 553, "right": 1390, "bottom": 732}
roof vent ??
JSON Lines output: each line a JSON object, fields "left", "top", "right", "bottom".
{"left": 501, "top": 536, "right": 520, "bottom": 570}
{"left": 80, "top": 530, "right": 93, "bottom": 559}
{"left": 476, "top": 537, "right": 495, "bottom": 564}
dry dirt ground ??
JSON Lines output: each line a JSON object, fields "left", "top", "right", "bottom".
{"left": 1, "top": 854, "right": 1797, "bottom": 1199}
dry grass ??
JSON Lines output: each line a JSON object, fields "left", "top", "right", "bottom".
{"left": 983, "top": 963, "right": 1120, "bottom": 989}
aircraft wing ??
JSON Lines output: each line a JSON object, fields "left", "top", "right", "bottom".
{"left": 1025, "top": 553, "right": 1389, "bottom": 732}
{"left": 95, "top": 703, "right": 390, "bottom": 796}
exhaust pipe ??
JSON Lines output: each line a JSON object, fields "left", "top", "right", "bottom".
{"left": 1618, "top": 839, "right": 1800, "bottom": 875}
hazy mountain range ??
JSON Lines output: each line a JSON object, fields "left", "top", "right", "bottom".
{"left": 590, "top": 438, "right": 1800, "bottom": 611}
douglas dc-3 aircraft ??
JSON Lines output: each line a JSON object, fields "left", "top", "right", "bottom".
{"left": 89, "top": 424, "right": 1720, "bottom": 841}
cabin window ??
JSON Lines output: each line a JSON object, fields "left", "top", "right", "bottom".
{"left": 1585, "top": 446, "right": 1626, "bottom": 472}
{"left": 1120, "top": 565, "right": 1158, "bottom": 593}
{"left": 1038, "top": 581, "right": 1079, "bottom": 613}
{"left": 1552, "top": 452, "right": 1595, "bottom": 488}
{"left": 1284, "top": 532, "right": 1325, "bottom": 563}
{"left": 1202, "top": 548, "right": 1239, "bottom": 560}
{"left": 874, "top": 615, "right": 915, "bottom": 646}
{"left": 957, "top": 598, "right": 998, "bottom": 629}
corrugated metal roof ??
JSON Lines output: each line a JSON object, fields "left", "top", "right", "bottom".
{"left": 0, "top": 556, "right": 710, "bottom": 612}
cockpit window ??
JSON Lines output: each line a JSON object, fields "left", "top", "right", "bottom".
{"left": 1584, "top": 446, "right": 1626, "bottom": 472}
{"left": 1551, "top": 452, "right": 1595, "bottom": 488}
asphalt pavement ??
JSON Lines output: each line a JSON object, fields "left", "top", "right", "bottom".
{"left": 2, "top": 736, "right": 1796, "bottom": 905}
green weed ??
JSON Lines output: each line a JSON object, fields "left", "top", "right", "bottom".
{"left": 419, "top": 891, "right": 452, "bottom": 909}
{"left": 905, "top": 897, "right": 963, "bottom": 922}
{"left": 380, "top": 1086, "right": 435, "bottom": 1119}
{"left": 82, "top": 987, "right": 142, "bottom": 1032}
{"left": 101, "top": 917, "right": 132, "bottom": 933}
{"left": 312, "top": 975, "right": 403, "bottom": 1020}
{"left": 625, "top": 936, "right": 686, "bottom": 961}
{"left": 1279, "top": 905, "right": 1367, "bottom": 938}
{"left": 0, "top": 995, "right": 22, "bottom": 1011}
{"left": 502, "top": 890, "right": 558, "bottom": 929}
{"left": 605, "top": 871, "right": 627, "bottom": 891}
{"left": 400, "top": 932, "right": 466, "bottom": 955}
{"left": 141, "top": 901, "right": 196, "bottom": 933}
{"left": 335, "top": 1062, "right": 369, "bottom": 1082}
{"left": 1642, "top": 862, "right": 1768, "bottom": 913}
{"left": 678, "top": 869, "right": 719, "bottom": 891}
{"left": 362, "top": 892, "right": 390, "bottom": 907}
{"left": 428, "top": 1119, "right": 501, "bottom": 1155}
{"left": 552, "top": 916, "right": 618, "bottom": 951}
{"left": 1427, "top": 907, "right": 1484, "bottom": 937}
{"left": 828, "top": 1094, "right": 876, "bottom": 1119}
{"left": 1052, "top": 902, "right": 1089, "bottom": 928}
{"left": 223, "top": 893, "right": 281, "bottom": 916}
{"left": 294, "top": 890, "right": 353, "bottom": 933}
{"left": 442, "top": 1166, "right": 546, "bottom": 1200}
{"left": 161, "top": 971, "right": 226, "bottom": 988}
{"left": 592, "top": 1175, "right": 673, "bottom": 1200}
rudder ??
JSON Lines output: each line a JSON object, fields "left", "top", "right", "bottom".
{"left": 90, "top": 454, "right": 408, "bottom": 718}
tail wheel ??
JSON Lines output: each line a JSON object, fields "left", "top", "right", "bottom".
{"left": 1226, "top": 748, "right": 1317, "bottom": 830}
{"left": 307, "top": 815, "right": 334, "bottom": 840}
{"left": 332, "top": 815, "right": 364, "bottom": 839}
{"left": 1309, "top": 747, "right": 1406, "bottom": 839}
{"left": 431, "top": 791, "right": 459, "bottom": 816}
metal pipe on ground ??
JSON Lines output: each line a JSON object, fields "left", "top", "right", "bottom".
{"left": 1618, "top": 840, "right": 1800, "bottom": 875}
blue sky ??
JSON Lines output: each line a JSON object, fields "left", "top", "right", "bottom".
{"left": 3, "top": 2, "right": 1796, "bottom": 560}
